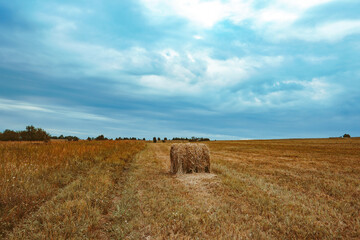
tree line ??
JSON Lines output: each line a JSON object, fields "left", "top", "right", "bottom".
{"left": 87, "top": 135, "right": 146, "bottom": 141}
{"left": 172, "top": 137, "right": 210, "bottom": 142}
{"left": 152, "top": 136, "right": 210, "bottom": 143}
{"left": 0, "top": 126, "right": 51, "bottom": 141}
{"left": 51, "top": 135, "right": 79, "bottom": 141}
{"left": 0, "top": 126, "right": 81, "bottom": 142}
{"left": 0, "top": 126, "right": 212, "bottom": 142}
{"left": 0, "top": 126, "right": 147, "bottom": 142}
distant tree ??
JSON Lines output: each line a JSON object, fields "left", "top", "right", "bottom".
{"left": 198, "top": 137, "right": 210, "bottom": 141}
{"left": 172, "top": 136, "right": 211, "bottom": 142}
{"left": 20, "top": 126, "right": 50, "bottom": 141}
{"left": 164, "top": 137, "right": 167, "bottom": 141}
{"left": 19, "top": 125, "right": 34, "bottom": 141}
{"left": 172, "top": 137, "right": 193, "bottom": 141}
{"left": 343, "top": 133, "right": 351, "bottom": 138}
{"left": 143, "top": 138, "right": 146, "bottom": 141}
{"left": 1, "top": 129, "right": 20, "bottom": 141}
{"left": 189, "top": 136, "right": 198, "bottom": 142}
{"left": 153, "top": 137, "right": 157, "bottom": 143}
{"left": 57, "top": 135, "right": 78, "bottom": 141}
{"left": 157, "top": 137, "right": 160, "bottom": 141}
{"left": 0, "top": 126, "right": 50, "bottom": 141}
{"left": 87, "top": 137, "right": 92, "bottom": 141}
{"left": 95, "top": 135, "right": 105, "bottom": 140}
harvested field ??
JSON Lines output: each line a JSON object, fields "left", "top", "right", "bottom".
{"left": 1, "top": 138, "right": 360, "bottom": 239}
{"left": 0, "top": 140, "right": 146, "bottom": 239}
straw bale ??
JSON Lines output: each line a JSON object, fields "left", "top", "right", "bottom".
{"left": 170, "top": 143, "right": 210, "bottom": 174}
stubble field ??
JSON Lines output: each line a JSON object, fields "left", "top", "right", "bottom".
{"left": 1, "top": 138, "right": 359, "bottom": 239}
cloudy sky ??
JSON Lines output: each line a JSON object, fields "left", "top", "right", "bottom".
{"left": 0, "top": 0, "right": 359, "bottom": 139}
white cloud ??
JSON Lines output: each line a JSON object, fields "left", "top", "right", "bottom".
{"left": 174, "top": 107, "right": 218, "bottom": 116}
{"left": 139, "top": 75, "right": 201, "bottom": 94}
{"left": 264, "top": 20, "right": 360, "bottom": 42}
{"left": 276, "top": 0, "right": 335, "bottom": 10}
{"left": 292, "top": 20, "right": 360, "bottom": 42}
{"left": 187, "top": 53, "right": 196, "bottom": 63}
{"left": 204, "top": 55, "right": 283, "bottom": 87}
{"left": 282, "top": 78, "right": 333, "bottom": 101}
{"left": 217, "top": 77, "right": 342, "bottom": 112}
{"left": 193, "top": 35, "right": 203, "bottom": 40}
{"left": 140, "top": 0, "right": 254, "bottom": 28}
{"left": 55, "top": 5, "right": 93, "bottom": 15}
{"left": 0, "top": 99, "right": 54, "bottom": 113}
{"left": 140, "top": 0, "right": 334, "bottom": 28}
{"left": 160, "top": 48, "right": 180, "bottom": 60}
{"left": 256, "top": 8, "right": 299, "bottom": 24}
{"left": 135, "top": 50, "right": 284, "bottom": 96}
{"left": 140, "top": 0, "right": 352, "bottom": 43}
{"left": 0, "top": 98, "right": 114, "bottom": 122}
{"left": 301, "top": 55, "right": 336, "bottom": 63}
{"left": 141, "top": 0, "right": 235, "bottom": 28}
{"left": 46, "top": 128, "right": 89, "bottom": 135}
{"left": 43, "top": 23, "right": 158, "bottom": 77}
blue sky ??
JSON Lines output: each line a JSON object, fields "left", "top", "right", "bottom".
{"left": 0, "top": 0, "right": 359, "bottom": 139}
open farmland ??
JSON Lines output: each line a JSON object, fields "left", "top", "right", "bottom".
{"left": 0, "top": 140, "right": 146, "bottom": 239}
{"left": 1, "top": 138, "right": 360, "bottom": 239}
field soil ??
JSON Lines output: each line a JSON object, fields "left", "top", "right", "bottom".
{"left": 1, "top": 138, "right": 360, "bottom": 239}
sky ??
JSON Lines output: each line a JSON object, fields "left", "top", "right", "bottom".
{"left": 0, "top": 0, "right": 359, "bottom": 140}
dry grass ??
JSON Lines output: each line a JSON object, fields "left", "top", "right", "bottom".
{"left": 0, "top": 140, "right": 146, "bottom": 238}
{"left": 1, "top": 138, "right": 359, "bottom": 239}
{"left": 109, "top": 143, "right": 224, "bottom": 239}
{"left": 207, "top": 138, "right": 360, "bottom": 239}
{"left": 108, "top": 139, "right": 360, "bottom": 239}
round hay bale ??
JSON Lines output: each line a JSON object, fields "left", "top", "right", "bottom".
{"left": 170, "top": 143, "right": 210, "bottom": 174}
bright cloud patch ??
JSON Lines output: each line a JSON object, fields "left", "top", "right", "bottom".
{"left": 294, "top": 20, "right": 360, "bottom": 42}
{"left": 133, "top": 49, "right": 285, "bottom": 96}
{"left": 141, "top": 0, "right": 235, "bottom": 28}
{"left": 141, "top": 0, "right": 335, "bottom": 28}
{"left": 215, "top": 77, "right": 341, "bottom": 113}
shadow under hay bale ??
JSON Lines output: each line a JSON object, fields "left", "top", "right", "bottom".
{"left": 170, "top": 143, "right": 210, "bottom": 174}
